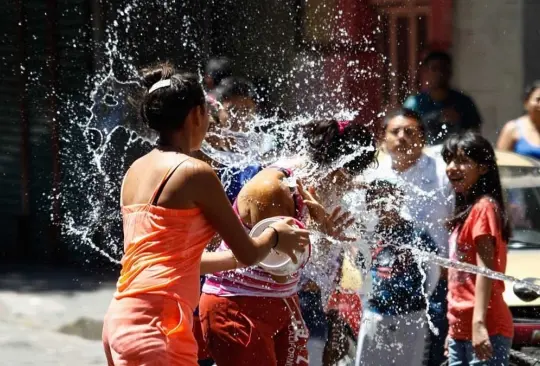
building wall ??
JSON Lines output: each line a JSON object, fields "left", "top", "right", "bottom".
{"left": 208, "top": 0, "right": 299, "bottom": 108}
{"left": 452, "top": 0, "right": 524, "bottom": 143}
{"left": 524, "top": 0, "right": 540, "bottom": 86}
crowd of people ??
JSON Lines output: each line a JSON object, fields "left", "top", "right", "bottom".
{"left": 100, "top": 51, "right": 540, "bottom": 366}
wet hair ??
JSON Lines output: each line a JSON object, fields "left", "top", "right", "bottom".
{"left": 442, "top": 132, "right": 511, "bottom": 241}
{"left": 524, "top": 80, "right": 540, "bottom": 102}
{"left": 383, "top": 108, "right": 425, "bottom": 137}
{"left": 205, "top": 57, "right": 233, "bottom": 87}
{"left": 213, "top": 77, "right": 256, "bottom": 103}
{"left": 422, "top": 51, "right": 452, "bottom": 69}
{"left": 139, "top": 62, "right": 205, "bottom": 133}
{"left": 365, "top": 179, "right": 401, "bottom": 203}
{"left": 306, "top": 119, "right": 378, "bottom": 175}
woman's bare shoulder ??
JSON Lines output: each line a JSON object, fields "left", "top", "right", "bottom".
{"left": 124, "top": 153, "right": 216, "bottom": 190}
{"left": 238, "top": 168, "right": 293, "bottom": 209}
{"left": 502, "top": 119, "right": 518, "bottom": 132}
{"left": 181, "top": 155, "right": 216, "bottom": 176}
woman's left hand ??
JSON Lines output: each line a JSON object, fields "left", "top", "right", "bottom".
{"left": 297, "top": 180, "right": 355, "bottom": 241}
{"left": 472, "top": 321, "right": 493, "bottom": 360}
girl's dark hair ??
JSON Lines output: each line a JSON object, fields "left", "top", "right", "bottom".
{"left": 442, "top": 132, "right": 511, "bottom": 241}
{"left": 139, "top": 62, "right": 205, "bottom": 133}
{"left": 524, "top": 80, "right": 540, "bottom": 102}
{"left": 365, "top": 179, "right": 401, "bottom": 203}
{"left": 306, "top": 119, "right": 377, "bottom": 174}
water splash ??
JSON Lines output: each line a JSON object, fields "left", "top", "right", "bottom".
{"left": 55, "top": 4, "right": 540, "bottom": 361}
{"left": 413, "top": 248, "right": 540, "bottom": 294}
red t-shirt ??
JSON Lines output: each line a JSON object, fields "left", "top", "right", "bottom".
{"left": 447, "top": 198, "right": 514, "bottom": 340}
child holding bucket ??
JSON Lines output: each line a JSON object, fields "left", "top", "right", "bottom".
{"left": 199, "top": 119, "right": 378, "bottom": 366}
{"left": 442, "top": 132, "right": 513, "bottom": 365}
{"left": 101, "top": 62, "right": 310, "bottom": 366}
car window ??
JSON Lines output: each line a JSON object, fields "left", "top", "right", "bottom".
{"left": 502, "top": 166, "right": 540, "bottom": 249}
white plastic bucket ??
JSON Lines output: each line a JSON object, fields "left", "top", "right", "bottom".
{"left": 249, "top": 216, "right": 310, "bottom": 276}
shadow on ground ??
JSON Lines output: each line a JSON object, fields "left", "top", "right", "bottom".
{"left": 58, "top": 317, "right": 104, "bottom": 341}
{"left": 0, "top": 265, "right": 119, "bottom": 293}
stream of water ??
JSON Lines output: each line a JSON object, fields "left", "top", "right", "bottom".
{"left": 51, "top": 2, "right": 540, "bottom": 364}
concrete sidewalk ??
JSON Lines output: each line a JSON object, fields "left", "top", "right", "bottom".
{"left": 0, "top": 268, "right": 114, "bottom": 365}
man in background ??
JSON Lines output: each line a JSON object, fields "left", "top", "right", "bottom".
{"left": 404, "top": 51, "right": 482, "bottom": 145}
{"left": 212, "top": 76, "right": 258, "bottom": 133}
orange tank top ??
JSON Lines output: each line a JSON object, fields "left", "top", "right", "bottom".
{"left": 114, "top": 159, "right": 216, "bottom": 312}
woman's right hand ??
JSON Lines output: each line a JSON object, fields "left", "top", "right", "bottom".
{"left": 267, "top": 217, "right": 311, "bottom": 264}
{"left": 472, "top": 321, "right": 493, "bottom": 360}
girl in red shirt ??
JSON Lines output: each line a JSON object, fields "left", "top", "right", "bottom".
{"left": 442, "top": 132, "right": 513, "bottom": 365}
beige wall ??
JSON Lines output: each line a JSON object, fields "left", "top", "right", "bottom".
{"left": 452, "top": 0, "right": 524, "bottom": 143}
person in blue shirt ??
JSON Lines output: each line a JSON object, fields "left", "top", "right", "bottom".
{"left": 206, "top": 77, "right": 265, "bottom": 201}
{"left": 192, "top": 77, "right": 263, "bottom": 366}
{"left": 355, "top": 179, "right": 439, "bottom": 366}
{"left": 497, "top": 80, "right": 540, "bottom": 159}
{"left": 403, "top": 51, "right": 482, "bottom": 145}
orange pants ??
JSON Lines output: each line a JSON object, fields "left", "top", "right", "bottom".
{"left": 102, "top": 294, "right": 197, "bottom": 365}
{"left": 199, "top": 294, "right": 309, "bottom": 366}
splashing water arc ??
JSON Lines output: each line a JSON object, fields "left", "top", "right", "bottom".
{"left": 59, "top": 0, "right": 540, "bottom": 345}
{"left": 62, "top": 0, "right": 384, "bottom": 268}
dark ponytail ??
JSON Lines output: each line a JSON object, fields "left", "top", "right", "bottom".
{"left": 138, "top": 62, "right": 205, "bottom": 133}
{"left": 524, "top": 80, "right": 540, "bottom": 102}
{"left": 306, "top": 119, "right": 377, "bottom": 174}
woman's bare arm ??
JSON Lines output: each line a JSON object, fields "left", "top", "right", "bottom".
{"left": 496, "top": 121, "right": 517, "bottom": 151}
{"left": 187, "top": 162, "right": 309, "bottom": 266}
{"left": 188, "top": 163, "right": 274, "bottom": 265}
{"left": 473, "top": 235, "right": 495, "bottom": 324}
{"left": 200, "top": 251, "right": 238, "bottom": 274}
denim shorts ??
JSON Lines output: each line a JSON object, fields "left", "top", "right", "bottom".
{"left": 448, "top": 335, "right": 512, "bottom": 366}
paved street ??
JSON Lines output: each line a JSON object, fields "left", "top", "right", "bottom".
{"left": 0, "top": 269, "right": 538, "bottom": 365}
{"left": 0, "top": 322, "right": 104, "bottom": 366}
{"left": 0, "top": 269, "right": 112, "bottom": 366}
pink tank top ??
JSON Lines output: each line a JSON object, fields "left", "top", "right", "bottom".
{"left": 202, "top": 165, "right": 307, "bottom": 298}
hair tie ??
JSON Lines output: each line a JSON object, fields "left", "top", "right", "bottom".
{"left": 149, "top": 79, "right": 172, "bottom": 94}
{"left": 337, "top": 120, "right": 351, "bottom": 135}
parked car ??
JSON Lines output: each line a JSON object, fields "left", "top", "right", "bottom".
{"left": 494, "top": 150, "right": 540, "bottom": 348}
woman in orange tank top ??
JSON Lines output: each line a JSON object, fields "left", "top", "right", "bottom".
{"left": 102, "top": 62, "right": 310, "bottom": 366}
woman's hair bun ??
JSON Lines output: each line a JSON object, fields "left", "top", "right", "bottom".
{"left": 140, "top": 61, "right": 176, "bottom": 91}
{"left": 308, "top": 119, "right": 340, "bottom": 152}
{"left": 137, "top": 61, "right": 205, "bottom": 133}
